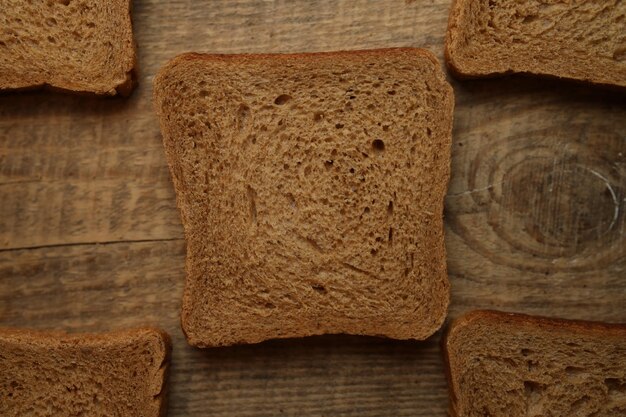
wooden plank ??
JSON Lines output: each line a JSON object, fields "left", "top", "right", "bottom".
{"left": 0, "top": 0, "right": 625, "bottom": 416}
{"left": 0, "top": 178, "right": 181, "bottom": 249}
{"left": 0, "top": 238, "right": 624, "bottom": 416}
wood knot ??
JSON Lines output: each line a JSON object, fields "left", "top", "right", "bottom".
{"left": 446, "top": 128, "right": 625, "bottom": 273}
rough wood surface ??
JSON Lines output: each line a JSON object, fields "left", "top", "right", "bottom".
{"left": 0, "top": 1, "right": 624, "bottom": 416}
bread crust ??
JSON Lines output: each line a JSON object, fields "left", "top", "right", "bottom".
{"left": 156, "top": 47, "right": 447, "bottom": 89}
{"left": 0, "top": 69, "right": 137, "bottom": 97}
{"left": 0, "top": 326, "right": 171, "bottom": 345}
{"left": 442, "top": 310, "right": 626, "bottom": 417}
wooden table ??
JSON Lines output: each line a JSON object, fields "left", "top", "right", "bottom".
{"left": 1, "top": 1, "right": 624, "bottom": 415}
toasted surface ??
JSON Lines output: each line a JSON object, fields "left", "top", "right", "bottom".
{"left": 0, "top": 327, "right": 170, "bottom": 416}
{"left": 0, "top": 0, "right": 136, "bottom": 95}
{"left": 444, "top": 310, "right": 626, "bottom": 417}
{"left": 154, "top": 48, "right": 453, "bottom": 347}
{"left": 445, "top": 0, "right": 626, "bottom": 87}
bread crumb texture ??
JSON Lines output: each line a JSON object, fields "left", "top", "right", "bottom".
{"left": 446, "top": 0, "right": 626, "bottom": 87}
{"left": 0, "top": 327, "right": 170, "bottom": 417}
{"left": 0, "top": 0, "right": 136, "bottom": 95}
{"left": 445, "top": 310, "right": 626, "bottom": 417}
{"left": 154, "top": 48, "right": 454, "bottom": 347}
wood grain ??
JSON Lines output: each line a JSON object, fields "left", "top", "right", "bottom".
{"left": 0, "top": 1, "right": 625, "bottom": 416}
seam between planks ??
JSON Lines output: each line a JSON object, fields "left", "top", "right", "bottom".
{"left": 0, "top": 237, "right": 184, "bottom": 253}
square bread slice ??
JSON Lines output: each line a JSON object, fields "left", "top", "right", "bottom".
{"left": 0, "top": 327, "right": 170, "bottom": 416}
{"left": 0, "top": 0, "right": 136, "bottom": 95}
{"left": 445, "top": 0, "right": 626, "bottom": 88}
{"left": 154, "top": 48, "right": 454, "bottom": 347}
{"left": 443, "top": 310, "right": 626, "bottom": 417}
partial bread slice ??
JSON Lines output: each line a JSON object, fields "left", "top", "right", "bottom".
{"left": 154, "top": 48, "right": 454, "bottom": 347}
{"left": 443, "top": 310, "right": 626, "bottom": 417}
{"left": 0, "top": 327, "right": 170, "bottom": 416}
{"left": 445, "top": 0, "right": 626, "bottom": 88}
{"left": 0, "top": 0, "right": 137, "bottom": 95}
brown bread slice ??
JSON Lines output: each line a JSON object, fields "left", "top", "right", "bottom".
{"left": 0, "top": 0, "right": 137, "bottom": 95}
{"left": 0, "top": 327, "right": 170, "bottom": 416}
{"left": 445, "top": 0, "right": 626, "bottom": 88}
{"left": 443, "top": 310, "right": 626, "bottom": 417}
{"left": 154, "top": 48, "right": 454, "bottom": 347}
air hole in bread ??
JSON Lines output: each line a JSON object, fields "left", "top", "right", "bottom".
{"left": 47, "top": 36, "right": 56, "bottom": 43}
{"left": 324, "top": 160, "right": 333, "bottom": 169}
{"left": 426, "top": 127, "right": 432, "bottom": 137}
{"left": 313, "top": 111, "right": 324, "bottom": 122}
{"left": 605, "top": 378, "right": 626, "bottom": 393}
{"left": 523, "top": 380, "right": 546, "bottom": 416}
{"left": 274, "top": 94, "right": 291, "bottom": 105}
{"left": 370, "top": 248, "right": 377, "bottom": 256}
{"left": 246, "top": 185, "right": 257, "bottom": 225}
{"left": 349, "top": 167, "right": 355, "bottom": 174}
{"left": 199, "top": 90, "right": 208, "bottom": 98}
{"left": 524, "top": 380, "right": 544, "bottom": 395}
{"left": 387, "top": 90, "right": 396, "bottom": 95}
{"left": 311, "top": 284, "right": 327, "bottom": 294}
{"left": 237, "top": 104, "right": 250, "bottom": 130}
{"left": 286, "top": 193, "right": 297, "bottom": 209}
{"left": 372, "top": 139, "right": 385, "bottom": 153}
{"left": 46, "top": 17, "right": 57, "bottom": 26}
{"left": 335, "top": 123, "right": 344, "bottom": 129}
{"left": 388, "top": 228, "right": 393, "bottom": 244}
{"left": 565, "top": 366, "right": 585, "bottom": 376}
{"left": 387, "top": 201, "right": 393, "bottom": 216}
{"left": 86, "top": 22, "right": 96, "bottom": 28}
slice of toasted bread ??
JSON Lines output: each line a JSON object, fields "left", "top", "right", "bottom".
{"left": 154, "top": 48, "right": 454, "bottom": 347}
{"left": 443, "top": 310, "right": 626, "bottom": 417}
{"left": 445, "top": 0, "right": 626, "bottom": 88}
{"left": 0, "top": 0, "right": 137, "bottom": 95}
{"left": 0, "top": 327, "right": 170, "bottom": 416}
